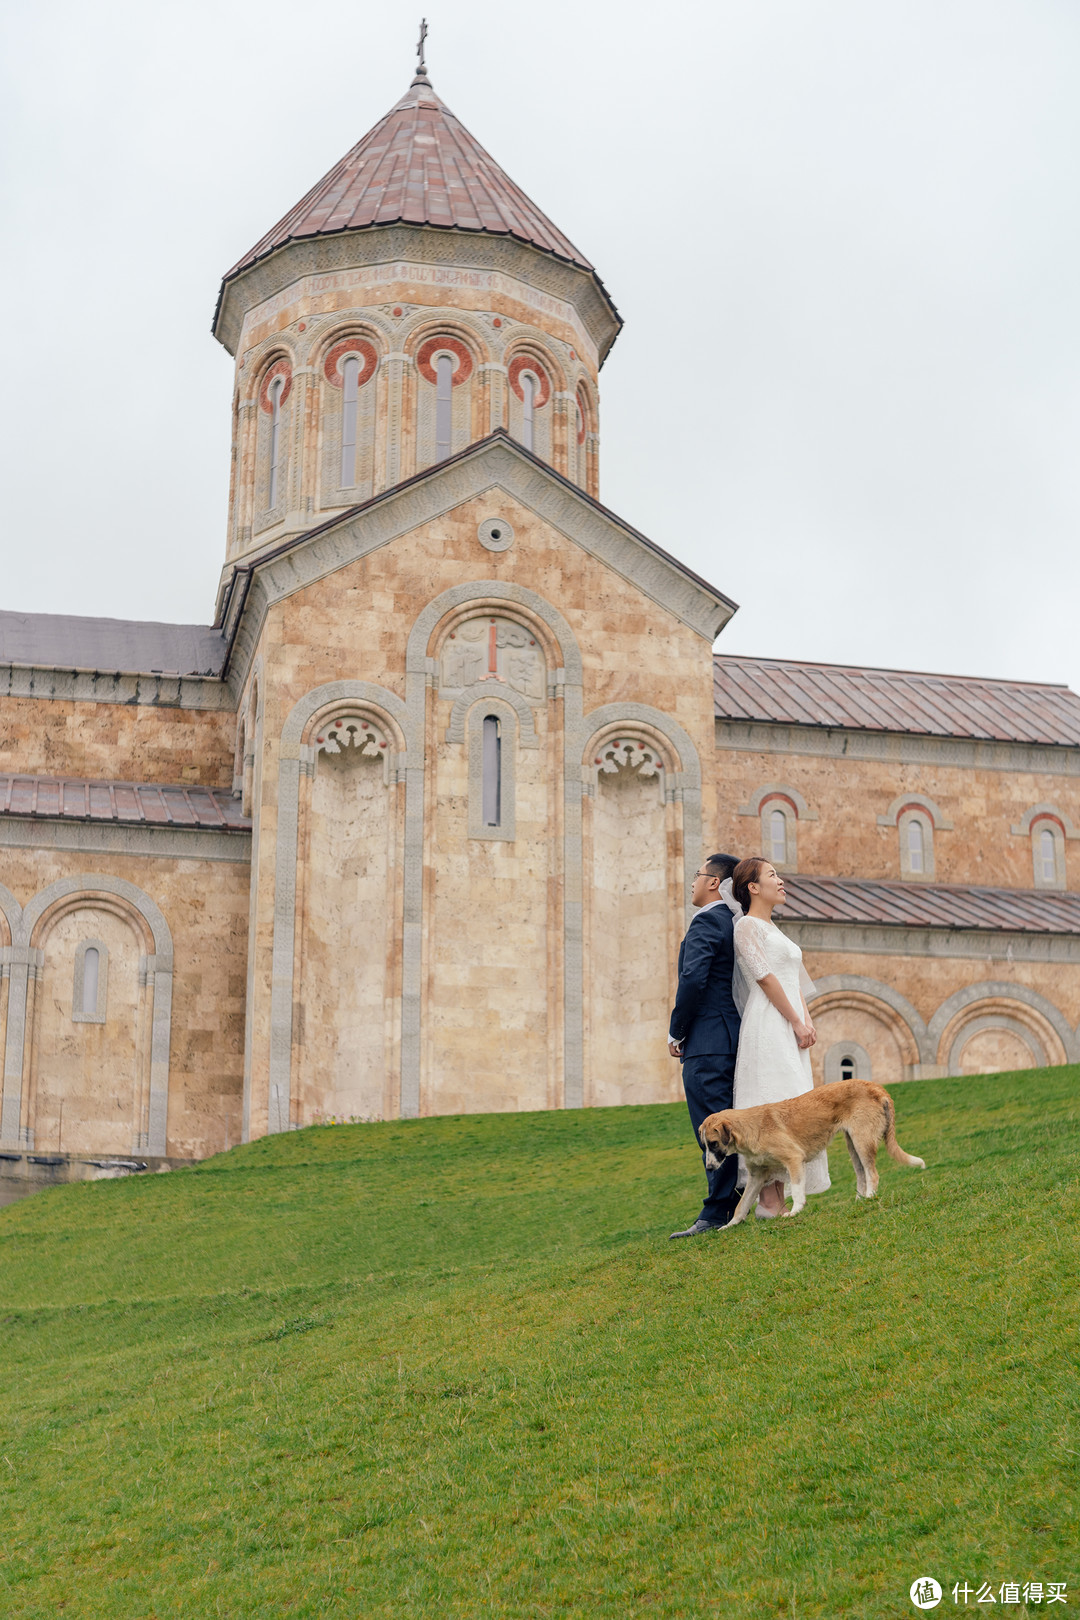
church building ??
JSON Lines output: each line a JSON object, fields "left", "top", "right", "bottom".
{"left": 2, "top": 56, "right": 1078, "bottom": 1170}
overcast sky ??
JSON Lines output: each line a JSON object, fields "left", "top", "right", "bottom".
{"left": 2, "top": 0, "right": 1078, "bottom": 689}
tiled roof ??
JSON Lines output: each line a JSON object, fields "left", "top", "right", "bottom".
{"left": 0, "top": 612, "right": 226, "bottom": 677}
{"left": 714, "top": 655, "right": 1080, "bottom": 747}
{"left": 782, "top": 874, "right": 1080, "bottom": 935}
{"left": 0, "top": 776, "right": 250, "bottom": 832}
{"left": 221, "top": 72, "right": 598, "bottom": 288}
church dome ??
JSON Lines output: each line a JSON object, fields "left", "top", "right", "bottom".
{"left": 213, "top": 69, "right": 619, "bottom": 350}
{"left": 215, "top": 51, "right": 619, "bottom": 562}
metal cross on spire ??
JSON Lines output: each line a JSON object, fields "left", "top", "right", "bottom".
{"left": 416, "top": 18, "right": 429, "bottom": 76}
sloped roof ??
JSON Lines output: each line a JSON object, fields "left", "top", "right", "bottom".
{"left": 714, "top": 655, "right": 1080, "bottom": 747}
{"left": 222, "top": 71, "right": 596, "bottom": 286}
{"left": 0, "top": 775, "right": 249, "bottom": 831}
{"left": 0, "top": 611, "right": 226, "bottom": 677}
{"left": 782, "top": 874, "right": 1080, "bottom": 935}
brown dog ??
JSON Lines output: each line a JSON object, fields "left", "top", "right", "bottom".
{"left": 699, "top": 1079, "right": 925, "bottom": 1225}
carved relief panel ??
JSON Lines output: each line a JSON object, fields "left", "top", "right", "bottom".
{"left": 440, "top": 617, "right": 546, "bottom": 703}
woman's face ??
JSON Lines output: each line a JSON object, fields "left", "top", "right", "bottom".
{"left": 751, "top": 863, "right": 786, "bottom": 908}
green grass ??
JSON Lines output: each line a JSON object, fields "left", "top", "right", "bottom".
{"left": 0, "top": 1068, "right": 1077, "bottom": 1619}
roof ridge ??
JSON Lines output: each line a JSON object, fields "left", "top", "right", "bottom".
{"left": 785, "top": 872, "right": 1076, "bottom": 900}
{"left": 714, "top": 652, "right": 1073, "bottom": 693}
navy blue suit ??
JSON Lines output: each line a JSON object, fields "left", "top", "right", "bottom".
{"left": 669, "top": 903, "right": 742, "bottom": 1225}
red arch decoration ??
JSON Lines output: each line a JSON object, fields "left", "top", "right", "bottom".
{"left": 576, "top": 385, "right": 589, "bottom": 445}
{"left": 323, "top": 337, "right": 378, "bottom": 388}
{"left": 259, "top": 357, "right": 293, "bottom": 413}
{"left": 508, "top": 354, "right": 551, "bottom": 408}
{"left": 416, "top": 336, "right": 473, "bottom": 387}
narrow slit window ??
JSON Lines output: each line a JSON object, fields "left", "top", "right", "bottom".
{"left": 340, "top": 355, "right": 359, "bottom": 487}
{"left": 482, "top": 715, "right": 501, "bottom": 827}
{"left": 268, "top": 376, "right": 284, "bottom": 508}
{"left": 907, "top": 817, "right": 924, "bottom": 873}
{"left": 1040, "top": 827, "right": 1057, "bottom": 883}
{"left": 81, "top": 947, "right": 100, "bottom": 1016}
{"left": 435, "top": 353, "right": 454, "bottom": 460}
{"left": 521, "top": 371, "right": 536, "bottom": 452}
{"left": 769, "top": 808, "right": 786, "bottom": 866}
{"left": 840, "top": 1055, "right": 855, "bottom": 1082}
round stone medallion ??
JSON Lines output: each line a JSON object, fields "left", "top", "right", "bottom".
{"left": 477, "top": 517, "right": 514, "bottom": 552}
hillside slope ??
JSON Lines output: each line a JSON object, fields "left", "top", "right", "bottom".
{"left": 1, "top": 1069, "right": 1077, "bottom": 1619}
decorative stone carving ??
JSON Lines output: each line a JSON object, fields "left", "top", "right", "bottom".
{"left": 595, "top": 738, "right": 661, "bottom": 778}
{"left": 308, "top": 714, "right": 393, "bottom": 783}
{"left": 440, "top": 616, "right": 545, "bottom": 702}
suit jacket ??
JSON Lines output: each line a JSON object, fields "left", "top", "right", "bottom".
{"left": 669, "top": 904, "right": 742, "bottom": 1058}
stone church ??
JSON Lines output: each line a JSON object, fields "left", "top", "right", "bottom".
{"left": 2, "top": 58, "right": 1079, "bottom": 1171}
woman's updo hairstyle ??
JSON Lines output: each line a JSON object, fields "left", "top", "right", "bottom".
{"left": 732, "top": 855, "right": 769, "bottom": 915}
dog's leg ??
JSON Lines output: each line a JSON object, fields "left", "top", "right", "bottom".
{"left": 725, "top": 1171, "right": 767, "bottom": 1228}
{"left": 783, "top": 1158, "right": 808, "bottom": 1217}
{"left": 853, "top": 1130, "right": 880, "bottom": 1198}
{"left": 844, "top": 1130, "right": 869, "bottom": 1198}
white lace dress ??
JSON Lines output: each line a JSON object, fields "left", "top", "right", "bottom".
{"left": 732, "top": 914, "right": 831, "bottom": 1195}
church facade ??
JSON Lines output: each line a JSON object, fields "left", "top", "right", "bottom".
{"left": 2, "top": 63, "right": 1078, "bottom": 1167}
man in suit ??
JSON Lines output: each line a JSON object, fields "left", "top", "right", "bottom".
{"left": 668, "top": 852, "right": 743, "bottom": 1237}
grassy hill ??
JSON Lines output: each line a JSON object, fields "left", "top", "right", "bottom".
{"left": 1, "top": 1067, "right": 1077, "bottom": 1619}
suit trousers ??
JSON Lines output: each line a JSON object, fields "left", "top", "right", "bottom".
{"left": 681, "top": 1052, "right": 739, "bottom": 1225}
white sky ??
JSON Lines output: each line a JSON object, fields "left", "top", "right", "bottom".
{"left": 2, "top": 0, "right": 1078, "bottom": 689}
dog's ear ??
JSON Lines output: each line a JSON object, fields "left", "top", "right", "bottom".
{"left": 718, "top": 1121, "right": 734, "bottom": 1150}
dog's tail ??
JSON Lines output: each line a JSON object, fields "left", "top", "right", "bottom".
{"left": 882, "top": 1092, "right": 925, "bottom": 1169}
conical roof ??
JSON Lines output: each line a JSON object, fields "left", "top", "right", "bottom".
{"left": 222, "top": 71, "right": 597, "bottom": 285}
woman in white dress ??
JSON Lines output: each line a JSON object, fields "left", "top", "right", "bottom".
{"left": 726, "top": 856, "right": 831, "bottom": 1217}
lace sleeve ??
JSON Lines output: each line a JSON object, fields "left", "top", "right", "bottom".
{"left": 733, "top": 916, "right": 771, "bottom": 983}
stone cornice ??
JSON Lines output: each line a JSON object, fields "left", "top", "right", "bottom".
{"left": 0, "top": 664, "right": 232, "bottom": 712}
{"left": 786, "top": 918, "right": 1080, "bottom": 964}
{"left": 0, "top": 818, "right": 250, "bottom": 864}
{"left": 219, "top": 433, "right": 736, "bottom": 701}
{"left": 214, "top": 226, "right": 622, "bottom": 365}
{"left": 715, "top": 718, "right": 1080, "bottom": 778}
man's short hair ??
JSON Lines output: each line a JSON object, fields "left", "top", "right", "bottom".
{"left": 704, "top": 852, "right": 739, "bottom": 882}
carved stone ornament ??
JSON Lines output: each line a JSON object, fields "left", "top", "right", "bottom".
{"left": 313, "top": 713, "right": 390, "bottom": 760}
{"left": 440, "top": 616, "right": 545, "bottom": 701}
{"left": 595, "top": 738, "right": 661, "bottom": 778}
{"left": 477, "top": 516, "right": 514, "bottom": 553}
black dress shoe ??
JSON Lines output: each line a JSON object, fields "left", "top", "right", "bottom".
{"left": 669, "top": 1217, "right": 726, "bottom": 1239}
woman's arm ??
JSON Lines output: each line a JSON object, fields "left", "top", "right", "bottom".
{"left": 733, "top": 917, "right": 815, "bottom": 1048}
{"left": 758, "top": 973, "right": 815, "bottom": 1049}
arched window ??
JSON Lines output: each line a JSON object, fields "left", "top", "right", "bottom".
{"left": 435, "top": 353, "right": 455, "bottom": 461}
{"left": 466, "top": 700, "right": 517, "bottom": 841}
{"left": 885, "top": 798, "right": 944, "bottom": 881}
{"left": 769, "top": 808, "right": 787, "bottom": 867}
{"left": 82, "top": 947, "right": 100, "bottom": 1015}
{"left": 340, "top": 355, "right": 360, "bottom": 487}
{"left": 1030, "top": 819, "right": 1065, "bottom": 889}
{"left": 1040, "top": 827, "right": 1056, "bottom": 883}
{"left": 268, "top": 375, "right": 284, "bottom": 508}
{"left": 754, "top": 794, "right": 799, "bottom": 871}
{"left": 824, "top": 1041, "right": 872, "bottom": 1083}
{"left": 482, "top": 715, "right": 501, "bottom": 827}
{"left": 907, "top": 816, "right": 924, "bottom": 874}
{"left": 521, "top": 371, "right": 537, "bottom": 452}
{"left": 72, "top": 938, "right": 108, "bottom": 1024}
